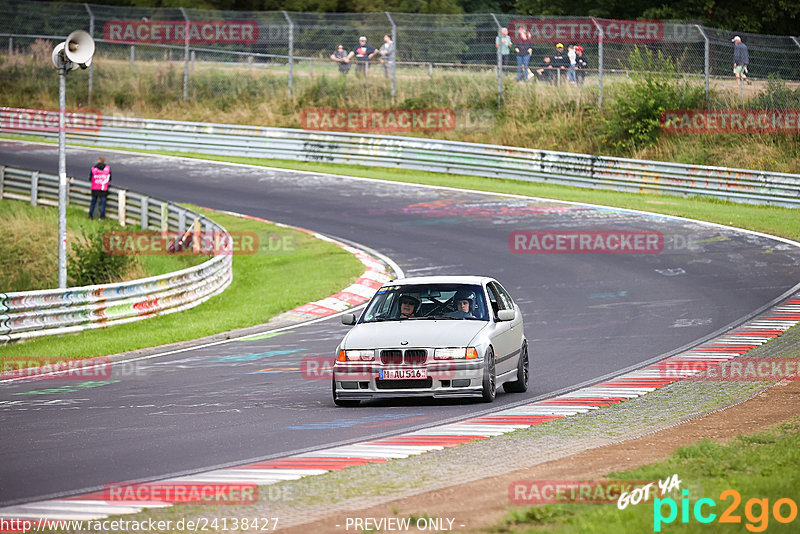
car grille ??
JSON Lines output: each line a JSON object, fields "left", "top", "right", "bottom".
{"left": 380, "top": 349, "right": 428, "bottom": 365}
{"left": 380, "top": 350, "right": 403, "bottom": 365}
{"left": 376, "top": 379, "right": 433, "bottom": 389}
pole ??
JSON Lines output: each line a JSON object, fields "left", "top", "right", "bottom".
{"left": 84, "top": 3, "right": 94, "bottom": 105}
{"left": 282, "top": 11, "right": 293, "bottom": 96}
{"left": 490, "top": 13, "right": 503, "bottom": 105}
{"left": 57, "top": 66, "right": 68, "bottom": 288}
{"left": 385, "top": 12, "right": 397, "bottom": 98}
{"left": 180, "top": 7, "right": 190, "bottom": 101}
{"left": 695, "top": 25, "right": 710, "bottom": 108}
{"left": 592, "top": 18, "right": 604, "bottom": 108}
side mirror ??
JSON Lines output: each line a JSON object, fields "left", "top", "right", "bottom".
{"left": 497, "top": 309, "right": 515, "bottom": 322}
{"left": 341, "top": 313, "right": 357, "bottom": 325}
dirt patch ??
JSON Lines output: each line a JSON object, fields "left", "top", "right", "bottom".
{"left": 280, "top": 379, "right": 800, "bottom": 533}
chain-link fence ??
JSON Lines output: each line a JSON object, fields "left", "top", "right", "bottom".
{"left": 1, "top": 0, "right": 799, "bottom": 109}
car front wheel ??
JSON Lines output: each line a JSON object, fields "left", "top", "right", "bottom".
{"left": 481, "top": 347, "right": 496, "bottom": 402}
{"left": 332, "top": 379, "right": 360, "bottom": 407}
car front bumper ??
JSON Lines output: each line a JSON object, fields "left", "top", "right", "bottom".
{"left": 333, "top": 359, "right": 485, "bottom": 400}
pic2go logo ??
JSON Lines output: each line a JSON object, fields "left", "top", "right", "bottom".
{"left": 653, "top": 489, "right": 798, "bottom": 532}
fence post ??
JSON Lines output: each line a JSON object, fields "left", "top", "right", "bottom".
{"left": 84, "top": 3, "right": 94, "bottom": 105}
{"left": 385, "top": 11, "right": 397, "bottom": 98}
{"left": 490, "top": 13, "right": 503, "bottom": 105}
{"left": 282, "top": 11, "right": 294, "bottom": 96}
{"left": 161, "top": 202, "right": 168, "bottom": 233}
{"left": 180, "top": 7, "right": 190, "bottom": 101}
{"left": 141, "top": 195, "right": 149, "bottom": 229}
{"left": 591, "top": 18, "right": 604, "bottom": 108}
{"left": 0, "top": 166, "right": 4, "bottom": 200}
{"left": 130, "top": 45, "right": 135, "bottom": 68}
{"left": 695, "top": 25, "right": 710, "bottom": 108}
{"left": 190, "top": 50, "right": 196, "bottom": 72}
{"left": 118, "top": 190, "right": 127, "bottom": 227}
{"left": 7, "top": 36, "right": 11, "bottom": 56}
{"left": 309, "top": 58, "right": 313, "bottom": 78}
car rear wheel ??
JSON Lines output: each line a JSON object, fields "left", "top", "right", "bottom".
{"left": 503, "top": 341, "right": 529, "bottom": 393}
{"left": 481, "top": 347, "right": 496, "bottom": 402}
{"left": 332, "top": 379, "right": 360, "bottom": 407}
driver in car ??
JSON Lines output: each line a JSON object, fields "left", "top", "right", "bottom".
{"left": 398, "top": 295, "right": 420, "bottom": 319}
{"left": 452, "top": 290, "right": 476, "bottom": 318}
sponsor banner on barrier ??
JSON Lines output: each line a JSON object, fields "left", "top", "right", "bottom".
{"left": 0, "top": 356, "right": 112, "bottom": 380}
{"left": 301, "top": 108, "right": 457, "bottom": 133}
{"left": 103, "top": 20, "right": 259, "bottom": 45}
{"left": 508, "top": 19, "right": 663, "bottom": 43}
{"left": 103, "top": 482, "right": 258, "bottom": 505}
{"left": 0, "top": 107, "right": 102, "bottom": 134}
{"left": 509, "top": 230, "right": 664, "bottom": 254}
{"left": 661, "top": 357, "right": 800, "bottom": 381}
{"left": 661, "top": 109, "right": 800, "bottom": 133}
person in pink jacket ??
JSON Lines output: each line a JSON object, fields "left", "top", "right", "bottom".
{"left": 89, "top": 156, "right": 111, "bottom": 219}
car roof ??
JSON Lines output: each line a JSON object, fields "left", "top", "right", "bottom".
{"left": 385, "top": 275, "right": 495, "bottom": 286}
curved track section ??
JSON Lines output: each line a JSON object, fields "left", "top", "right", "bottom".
{"left": 1, "top": 142, "right": 799, "bottom": 506}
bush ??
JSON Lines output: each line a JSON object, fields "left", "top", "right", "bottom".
{"left": 69, "top": 224, "right": 132, "bottom": 286}
{"left": 603, "top": 47, "right": 705, "bottom": 152}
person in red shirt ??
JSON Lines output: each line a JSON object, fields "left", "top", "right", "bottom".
{"left": 89, "top": 156, "right": 111, "bottom": 219}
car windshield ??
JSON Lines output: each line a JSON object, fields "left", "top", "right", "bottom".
{"left": 361, "top": 283, "right": 488, "bottom": 322}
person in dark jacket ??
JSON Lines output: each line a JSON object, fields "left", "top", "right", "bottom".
{"left": 732, "top": 36, "right": 751, "bottom": 87}
{"left": 89, "top": 156, "right": 111, "bottom": 219}
{"left": 551, "top": 43, "right": 570, "bottom": 84}
{"left": 574, "top": 46, "right": 589, "bottom": 87}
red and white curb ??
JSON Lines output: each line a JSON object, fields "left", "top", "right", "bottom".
{"left": 1, "top": 295, "right": 797, "bottom": 523}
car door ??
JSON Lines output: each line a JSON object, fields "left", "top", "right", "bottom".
{"left": 486, "top": 282, "right": 520, "bottom": 376}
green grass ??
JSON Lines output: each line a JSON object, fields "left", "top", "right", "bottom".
{"left": 0, "top": 199, "right": 202, "bottom": 291}
{"left": 0, "top": 205, "right": 364, "bottom": 359}
{"left": 491, "top": 419, "right": 800, "bottom": 533}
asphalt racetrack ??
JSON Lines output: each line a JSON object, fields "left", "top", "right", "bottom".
{"left": 1, "top": 141, "right": 799, "bottom": 505}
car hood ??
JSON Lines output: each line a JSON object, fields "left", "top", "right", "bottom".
{"left": 342, "top": 320, "right": 488, "bottom": 349}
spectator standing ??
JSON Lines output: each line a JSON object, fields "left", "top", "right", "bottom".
{"left": 513, "top": 26, "right": 533, "bottom": 83}
{"left": 347, "top": 36, "right": 378, "bottom": 77}
{"left": 330, "top": 44, "right": 350, "bottom": 75}
{"left": 495, "top": 27, "right": 512, "bottom": 69}
{"left": 574, "top": 46, "right": 588, "bottom": 87}
{"left": 732, "top": 36, "right": 751, "bottom": 87}
{"left": 567, "top": 44, "right": 577, "bottom": 82}
{"left": 88, "top": 156, "right": 111, "bottom": 220}
{"left": 551, "top": 43, "right": 569, "bottom": 84}
{"left": 379, "top": 34, "right": 395, "bottom": 79}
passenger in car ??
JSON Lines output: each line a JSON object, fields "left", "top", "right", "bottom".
{"left": 398, "top": 295, "right": 420, "bottom": 318}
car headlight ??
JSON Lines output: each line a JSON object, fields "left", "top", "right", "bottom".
{"left": 340, "top": 349, "right": 375, "bottom": 361}
{"left": 434, "top": 347, "right": 479, "bottom": 360}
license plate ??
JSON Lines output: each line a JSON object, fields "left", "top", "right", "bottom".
{"left": 379, "top": 368, "right": 427, "bottom": 380}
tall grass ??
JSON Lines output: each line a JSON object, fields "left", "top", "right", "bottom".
{"left": 1, "top": 47, "right": 798, "bottom": 173}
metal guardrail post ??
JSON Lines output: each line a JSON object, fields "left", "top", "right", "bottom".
{"left": 141, "top": 195, "right": 149, "bottom": 229}
{"left": 118, "top": 189, "right": 127, "bottom": 227}
{"left": 385, "top": 12, "right": 397, "bottom": 98}
{"left": 161, "top": 202, "right": 168, "bottom": 233}
{"left": 695, "top": 25, "right": 710, "bottom": 108}
{"left": 180, "top": 7, "right": 190, "bottom": 101}
{"left": 178, "top": 209, "right": 186, "bottom": 232}
{"left": 0, "top": 166, "right": 4, "bottom": 199}
{"left": 84, "top": 3, "right": 94, "bottom": 105}
{"left": 592, "top": 18, "right": 604, "bottom": 108}
{"left": 282, "top": 11, "right": 294, "bottom": 96}
{"left": 490, "top": 13, "right": 503, "bottom": 105}
{"left": 30, "top": 170, "right": 39, "bottom": 206}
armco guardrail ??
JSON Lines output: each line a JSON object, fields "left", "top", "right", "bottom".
{"left": 0, "top": 165, "right": 233, "bottom": 344}
{"left": 2, "top": 109, "right": 799, "bottom": 207}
